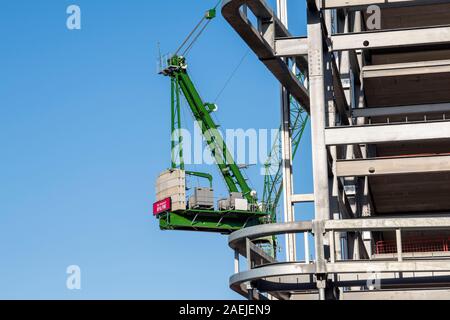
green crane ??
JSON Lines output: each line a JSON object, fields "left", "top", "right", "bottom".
{"left": 157, "top": 54, "right": 270, "bottom": 233}
{"left": 163, "top": 55, "right": 256, "bottom": 204}
{"left": 154, "top": 4, "right": 309, "bottom": 247}
{"left": 155, "top": 6, "right": 271, "bottom": 234}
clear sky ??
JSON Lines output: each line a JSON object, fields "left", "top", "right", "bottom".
{"left": 0, "top": 0, "right": 310, "bottom": 299}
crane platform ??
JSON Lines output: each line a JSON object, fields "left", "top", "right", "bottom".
{"left": 158, "top": 209, "right": 270, "bottom": 234}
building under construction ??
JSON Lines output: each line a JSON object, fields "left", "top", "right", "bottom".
{"left": 155, "top": 0, "right": 450, "bottom": 300}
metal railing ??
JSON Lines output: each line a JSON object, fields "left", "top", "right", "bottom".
{"left": 229, "top": 217, "right": 450, "bottom": 297}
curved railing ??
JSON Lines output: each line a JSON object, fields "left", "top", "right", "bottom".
{"left": 229, "top": 218, "right": 450, "bottom": 300}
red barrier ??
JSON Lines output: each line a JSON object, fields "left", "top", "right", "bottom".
{"left": 375, "top": 237, "right": 450, "bottom": 254}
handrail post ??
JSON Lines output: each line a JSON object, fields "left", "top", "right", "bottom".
{"left": 396, "top": 229, "right": 403, "bottom": 262}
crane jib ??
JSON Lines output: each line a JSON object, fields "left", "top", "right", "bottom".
{"left": 175, "top": 65, "right": 255, "bottom": 203}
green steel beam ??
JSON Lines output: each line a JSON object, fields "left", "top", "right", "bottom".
{"left": 171, "top": 77, "right": 184, "bottom": 170}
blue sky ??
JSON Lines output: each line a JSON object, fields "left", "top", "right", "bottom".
{"left": 0, "top": 0, "right": 310, "bottom": 299}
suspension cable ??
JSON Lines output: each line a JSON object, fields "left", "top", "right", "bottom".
{"left": 214, "top": 50, "right": 250, "bottom": 103}
{"left": 173, "top": 17, "right": 206, "bottom": 57}
{"left": 181, "top": 19, "right": 213, "bottom": 57}
{"left": 173, "top": 0, "right": 221, "bottom": 58}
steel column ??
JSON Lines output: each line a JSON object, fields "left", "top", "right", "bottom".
{"left": 277, "top": 0, "right": 297, "bottom": 263}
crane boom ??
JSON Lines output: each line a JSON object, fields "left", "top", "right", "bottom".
{"left": 164, "top": 56, "right": 256, "bottom": 204}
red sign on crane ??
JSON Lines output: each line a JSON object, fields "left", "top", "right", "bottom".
{"left": 153, "top": 198, "right": 171, "bottom": 216}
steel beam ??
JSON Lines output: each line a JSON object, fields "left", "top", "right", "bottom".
{"left": 266, "top": 276, "right": 450, "bottom": 296}
{"left": 325, "top": 121, "right": 450, "bottom": 145}
{"left": 330, "top": 25, "right": 450, "bottom": 51}
{"left": 275, "top": 26, "right": 450, "bottom": 56}
{"left": 230, "top": 260, "right": 450, "bottom": 294}
{"left": 336, "top": 155, "right": 450, "bottom": 177}
{"left": 363, "top": 59, "right": 450, "bottom": 79}
{"left": 247, "top": 239, "right": 277, "bottom": 264}
{"left": 327, "top": 260, "right": 450, "bottom": 274}
{"left": 324, "top": 217, "right": 450, "bottom": 232}
{"left": 274, "top": 37, "right": 309, "bottom": 57}
{"left": 291, "top": 194, "right": 315, "bottom": 203}
{"left": 352, "top": 103, "right": 450, "bottom": 118}
{"left": 342, "top": 289, "right": 450, "bottom": 300}
{"left": 322, "top": 0, "right": 450, "bottom": 10}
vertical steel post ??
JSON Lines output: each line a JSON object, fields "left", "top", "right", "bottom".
{"left": 246, "top": 238, "right": 252, "bottom": 270}
{"left": 396, "top": 229, "right": 403, "bottom": 262}
{"left": 304, "top": 232, "right": 310, "bottom": 263}
{"left": 329, "top": 230, "right": 336, "bottom": 263}
{"left": 246, "top": 238, "right": 255, "bottom": 300}
{"left": 318, "top": 287, "right": 326, "bottom": 300}
{"left": 308, "top": 4, "right": 331, "bottom": 298}
{"left": 307, "top": 10, "right": 331, "bottom": 220}
{"left": 277, "top": 0, "right": 288, "bottom": 26}
{"left": 234, "top": 250, "right": 240, "bottom": 274}
{"left": 277, "top": 0, "right": 297, "bottom": 263}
